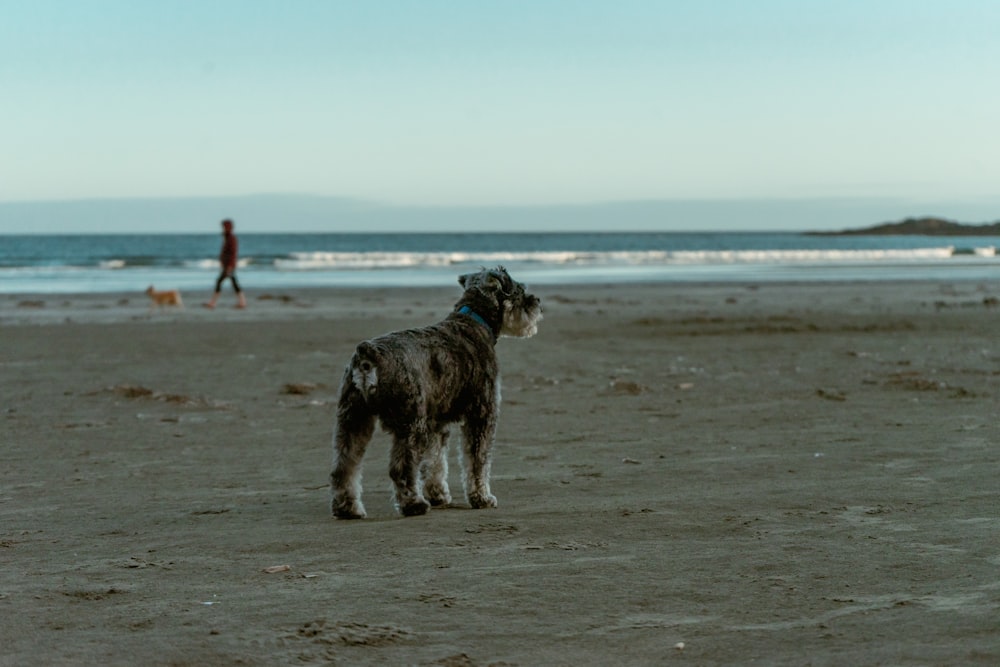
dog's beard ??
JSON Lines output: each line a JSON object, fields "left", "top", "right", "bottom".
{"left": 500, "top": 300, "right": 542, "bottom": 338}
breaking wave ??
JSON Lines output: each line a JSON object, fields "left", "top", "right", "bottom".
{"left": 271, "top": 246, "right": 977, "bottom": 271}
{"left": 3, "top": 233, "right": 998, "bottom": 293}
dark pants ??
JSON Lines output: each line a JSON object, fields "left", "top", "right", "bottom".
{"left": 215, "top": 269, "right": 242, "bottom": 293}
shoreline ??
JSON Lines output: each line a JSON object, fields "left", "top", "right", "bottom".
{"left": 3, "top": 278, "right": 1000, "bottom": 326}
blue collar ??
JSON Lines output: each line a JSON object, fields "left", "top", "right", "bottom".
{"left": 458, "top": 305, "right": 492, "bottom": 332}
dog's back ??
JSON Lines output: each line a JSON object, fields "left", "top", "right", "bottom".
{"left": 346, "top": 320, "right": 496, "bottom": 413}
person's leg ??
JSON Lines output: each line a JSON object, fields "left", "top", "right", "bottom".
{"left": 231, "top": 274, "right": 247, "bottom": 308}
{"left": 203, "top": 272, "right": 226, "bottom": 308}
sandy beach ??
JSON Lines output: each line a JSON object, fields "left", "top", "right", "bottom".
{"left": 2, "top": 279, "right": 999, "bottom": 666}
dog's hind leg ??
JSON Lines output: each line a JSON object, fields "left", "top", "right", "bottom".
{"left": 330, "top": 385, "right": 376, "bottom": 520}
{"left": 389, "top": 428, "right": 432, "bottom": 517}
{"left": 420, "top": 428, "right": 452, "bottom": 507}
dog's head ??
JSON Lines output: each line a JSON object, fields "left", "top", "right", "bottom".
{"left": 457, "top": 266, "right": 542, "bottom": 338}
{"left": 145, "top": 285, "right": 155, "bottom": 295}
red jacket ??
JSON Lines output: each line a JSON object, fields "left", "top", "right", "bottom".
{"left": 220, "top": 232, "right": 238, "bottom": 271}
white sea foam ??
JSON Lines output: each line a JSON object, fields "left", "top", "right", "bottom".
{"left": 273, "top": 251, "right": 595, "bottom": 270}
{"left": 664, "top": 247, "right": 956, "bottom": 264}
{"left": 271, "top": 247, "right": 959, "bottom": 270}
{"left": 182, "top": 258, "right": 252, "bottom": 270}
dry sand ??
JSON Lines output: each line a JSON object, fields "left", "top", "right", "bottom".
{"left": 2, "top": 280, "right": 999, "bottom": 666}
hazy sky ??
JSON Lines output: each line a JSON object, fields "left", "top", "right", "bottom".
{"left": 3, "top": 1, "right": 1000, "bottom": 231}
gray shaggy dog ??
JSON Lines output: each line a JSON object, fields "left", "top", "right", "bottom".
{"left": 330, "top": 267, "right": 542, "bottom": 519}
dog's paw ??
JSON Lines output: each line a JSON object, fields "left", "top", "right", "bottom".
{"left": 423, "top": 482, "right": 452, "bottom": 507}
{"left": 400, "top": 498, "right": 431, "bottom": 517}
{"left": 468, "top": 493, "right": 498, "bottom": 509}
{"left": 332, "top": 500, "right": 367, "bottom": 520}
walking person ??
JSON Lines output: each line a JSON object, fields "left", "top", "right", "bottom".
{"left": 204, "top": 218, "right": 247, "bottom": 309}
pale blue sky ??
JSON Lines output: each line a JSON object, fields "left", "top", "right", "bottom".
{"left": 3, "top": 1, "right": 1000, "bottom": 231}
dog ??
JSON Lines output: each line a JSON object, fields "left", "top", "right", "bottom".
{"left": 145, "top": 285, "right": 184, "bottom": 310}
{"left": 330, "top": 267, "right": 542, "bottom": 519}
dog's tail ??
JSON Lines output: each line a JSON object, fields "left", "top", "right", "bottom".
{"left": 349, "top": 341, "right": 379, "bottom": 397}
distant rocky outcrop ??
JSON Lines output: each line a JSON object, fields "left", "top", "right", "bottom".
{"left": 812, "top": 217, "right": 1000, "bottom": 236}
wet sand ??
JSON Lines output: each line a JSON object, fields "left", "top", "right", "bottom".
{"left": 2, "top": 280, "right": 999, "bottom": 665}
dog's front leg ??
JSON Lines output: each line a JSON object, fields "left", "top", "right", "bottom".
{"left": 389, "top": 432, "right": 431, "bottom": 517}
{"left": 461, "top": 416, "right": 498, "bottom": 509}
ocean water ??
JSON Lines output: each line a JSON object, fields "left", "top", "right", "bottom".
{"left": 2, "top": 232, "right": 999, "bottom": 294}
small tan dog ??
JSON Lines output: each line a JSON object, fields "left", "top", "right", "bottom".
{"left": 145, "top": 285, "right": 184, "bottom": 311}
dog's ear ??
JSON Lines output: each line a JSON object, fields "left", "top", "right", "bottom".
{"left": 459, "top": 271, "right": 503, "bottom": 294}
